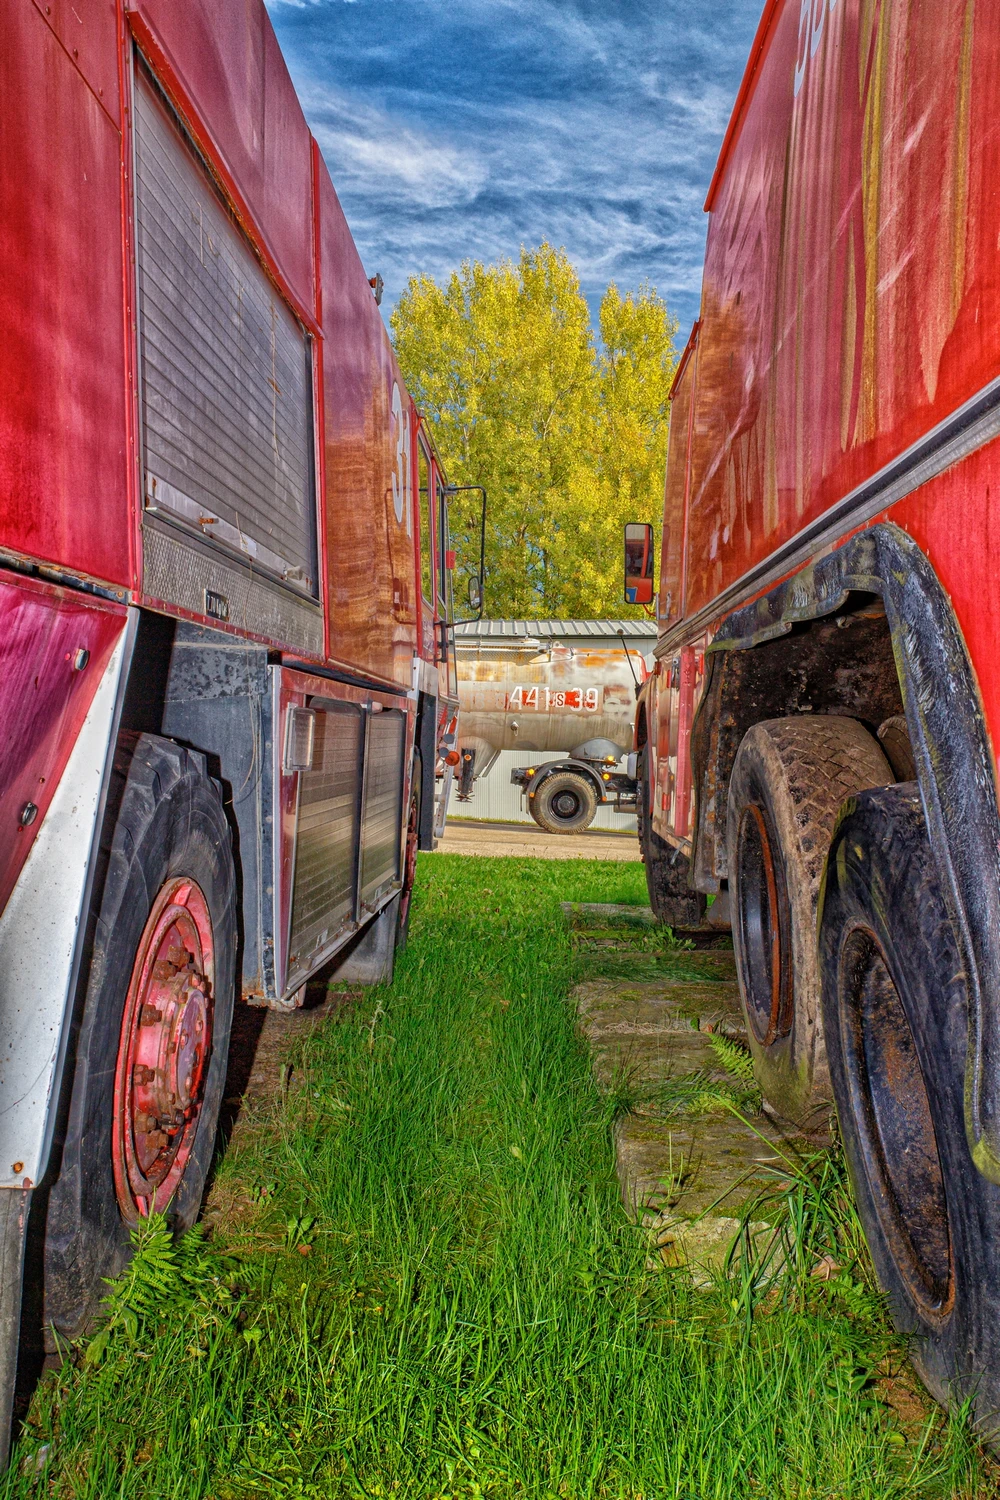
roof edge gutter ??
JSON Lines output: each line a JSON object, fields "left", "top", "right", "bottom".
{"left": 703, "top": 0, "right": 783, "bottom": 214}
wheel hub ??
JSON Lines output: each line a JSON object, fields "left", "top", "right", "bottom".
{"left": 553, "top": 790, "right": 580, "bottom": 818}
{"left": 113, "top": 878, "right": 215, "bottom": 1220}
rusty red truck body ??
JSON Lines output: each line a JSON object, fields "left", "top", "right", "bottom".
{"left": 0, "top": 0, "right": 466, "bottom": 1449}
{"left": 633, "top": 0, "right": 1000, "bottom": 1423}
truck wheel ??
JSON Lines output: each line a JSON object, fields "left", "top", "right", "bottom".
{"left": 397, "top": 751, "right": 421, "bottom": 952}
{"left": 43, "top": 735, "right": 237, "bottom": 1339}
{"left": 819, "top": 785, "right": 1000, "bottom": 1424}
{"left": 636, "top": 742, "right": 705, "bottom": 926}
{"left": 727, "top": 716, "right": 890, "bottom": 1123}
{"left": 530, "top": 772, "right": 598, "bottom": 834}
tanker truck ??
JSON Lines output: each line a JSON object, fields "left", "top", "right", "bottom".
{"left": 454, "top": 633, "right": 647, "bottom": 833}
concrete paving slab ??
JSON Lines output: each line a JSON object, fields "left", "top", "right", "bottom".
{"left": 566, "top": 905, "right": 819, "bottom": 1281}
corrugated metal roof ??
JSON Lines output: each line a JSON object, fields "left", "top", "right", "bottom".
{"left": 454, "top": 618, "right": 658, "bottom": 640}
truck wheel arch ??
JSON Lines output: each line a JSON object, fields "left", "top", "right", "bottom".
{"left": 526, "top": 759, "right": 607, "bottom": 804}
{"left": 692, "top": 521, "right": 1000, "bottom": 1180}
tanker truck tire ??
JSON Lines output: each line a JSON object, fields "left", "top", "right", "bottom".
{"left": 819, "top": 784, "right": 1000, "bottom": 1430}
{"left": 726, "top": 716, "right": 891, "bottom": 1125}
{"left": 42, "top": 734, "right": 237, "bottom": 1342}
{"left": 636, "top": 744, "right": 705, "bottom": 927}
{"left": 530, "top": 772, "right": 598, "bottom": 834}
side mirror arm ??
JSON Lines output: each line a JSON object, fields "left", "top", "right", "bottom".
{"left": 443, "top": 484, "right": 487, "bottom": 624}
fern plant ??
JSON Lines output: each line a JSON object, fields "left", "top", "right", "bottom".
{"left": 707, "top": 1029, "right": 757, "bottom": 1086}
{"left": 85, "top": 1214, "right": 237, "bottom": 1365}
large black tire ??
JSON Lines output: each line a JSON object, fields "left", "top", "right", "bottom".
{"left": 530, "top": 771, "right": 598, "bottom": 834}
{"left": 819, "top": 784, "right": 1000, "bottom": 1429}
{"left": 43, "top": 735, "right": 237, "bottom": 1340}
{"left": 397, "top": 751, "right": 421, "bottom": 952}
{"left": 636, "top": 742, "right": 705, "bottom": 926}
{"left": 727, "top": 716, "right": 891, "bottom": 1123}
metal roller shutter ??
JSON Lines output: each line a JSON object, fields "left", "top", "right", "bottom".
{"left": 286, "top": 703, "right": 364, "bottom": 987}
{"left": 134, "top": 68, "right": 317, "bottom": 597}
{"left": 359, "top": 711, "right": 406, "bottom": 906}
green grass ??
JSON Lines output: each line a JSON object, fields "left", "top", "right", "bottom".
{"left": 4, "top": 854, "right": 992, "bottom": 1497}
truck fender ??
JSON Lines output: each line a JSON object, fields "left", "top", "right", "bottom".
{"left": 707, "top": 522, "right": 1000, "bottom": 1184}
{"left": 0, "top": 614, "right": 134, "bottom": 1189}
{"left": 524, "top": 758, "right": 607, "bottom": 804}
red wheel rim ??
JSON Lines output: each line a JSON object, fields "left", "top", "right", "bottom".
{"left": 112, "top": 877, "right": 215, "bottom": 1222}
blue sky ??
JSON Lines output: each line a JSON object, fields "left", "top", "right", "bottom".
{"left": 266, "top": 0, "right": 764, "bottom": 338}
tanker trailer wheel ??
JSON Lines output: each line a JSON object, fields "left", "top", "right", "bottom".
{"left": 43, "top": 734, "right": 236, "bottom": 1340}
{"left": 397, "top": 751, "right": 421, "bottom": 952}
{"left": 726, "top": 717, "right": 891, "bottom": 1124}
{"left": 530, "top": 771, "right": 598, "bottom": 834}
{"left": 636, "top": 743, "right": 705, "bottom": 926}
{"left": 819, "top": 784, "right": 1000, "bottom": 1428}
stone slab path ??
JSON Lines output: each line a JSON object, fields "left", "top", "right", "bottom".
{"left": 565, "top": 902, "right": 827, "bottom": 1279}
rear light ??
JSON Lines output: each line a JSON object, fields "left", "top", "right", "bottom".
{"left": 444, "top": 750, "right": 461, "bottom": 766}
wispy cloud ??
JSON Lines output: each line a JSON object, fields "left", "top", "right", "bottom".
{"left": 268, "top": 0, "right": 764, "bottom": 331}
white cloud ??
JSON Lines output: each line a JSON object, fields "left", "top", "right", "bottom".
{"left": 300, "top": 85, "right": 487, "bottom": 209}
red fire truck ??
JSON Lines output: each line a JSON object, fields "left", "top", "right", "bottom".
{"left": 628, "top": 0, "right": 1000, "bottom": 1429}
{"left": 0, "top": 0, "right": 472, "bottom": 1453}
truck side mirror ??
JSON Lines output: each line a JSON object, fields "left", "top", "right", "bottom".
{"left": 467, "top": 573, "right": 482, "bottom": 612}
{"left": 624, "top": 522, "right": 655, "bottom": 605}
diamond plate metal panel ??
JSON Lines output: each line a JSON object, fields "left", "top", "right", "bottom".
{"left": 142, "top": 523, "right": 323, "bottom": 656}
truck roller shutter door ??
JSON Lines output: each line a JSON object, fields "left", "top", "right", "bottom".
{"left": 134, "top": 69, "right": 317, "bottom": 598}
{"left": 359, "top": 710, "right": 406, "bottom": 909}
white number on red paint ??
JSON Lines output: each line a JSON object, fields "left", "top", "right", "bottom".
{"left": 390, "top": 382, "right": 411, "bottom": 531}
{"left": 794, "top": 0, "right": 840, "bottom": 97}
{"left": 508, "top": 686, "right": 601, "bottom": 712}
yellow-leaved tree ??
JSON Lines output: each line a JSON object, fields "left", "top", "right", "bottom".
{"left": 391, "top": 244, "right": 677, "bottom": 619}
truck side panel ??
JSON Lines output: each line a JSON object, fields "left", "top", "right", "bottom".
{"left": 659, "top": 330, "right": 697, "bottom": 631}
{"left": 681, "top": 0, "right": 1000, "bottom": 625}
{"left": 316, "top": 159, "right": 418, "bottom": 691}
{"left": 0, "top": 3, "right": 131, "bottom": 588}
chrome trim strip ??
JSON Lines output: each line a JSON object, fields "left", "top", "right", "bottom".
{"left": 655, "top": 371, "right": 1000, "bottom": 657}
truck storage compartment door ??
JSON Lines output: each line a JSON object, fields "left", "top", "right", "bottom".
{"left": 285, "top": 702, "right": 363, "bottom": 990}
{"left": 359, "top": 709, "right": 406, "bottom": 912}
{"left": 133, "top": 67, "right": 317, "bottom": 599}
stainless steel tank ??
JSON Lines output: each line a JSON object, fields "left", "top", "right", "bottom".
{"left": 455, "top": 639, "right": 646, "bottom": 774}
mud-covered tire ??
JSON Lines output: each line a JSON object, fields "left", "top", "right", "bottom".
{"left": 819, "top": 784, "right": 1000, "bottom": 1427}
{"left": 530, "top": 772, "right": 598, "bottom": 834}
{"left": 636, "top": 742, "right": 705, "bottom": 926}
{"left": 727, "top": 716, "right": 890, "bottom": 1122}
{"left": 43, "top": 734, "right": 237, "bottom": 1339}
